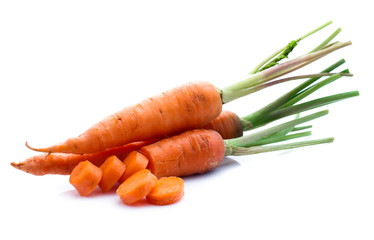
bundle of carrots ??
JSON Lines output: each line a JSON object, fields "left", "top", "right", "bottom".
{"left": 11, "top": 21, "right": 359, "bottom": 206}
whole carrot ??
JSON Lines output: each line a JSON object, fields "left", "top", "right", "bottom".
{"left": 26, "top": 22, "right": 351, "bottom": 154}
{"left": 11, "top": 139, "right": 158, "bottom": 176}
{"left": 140, "top": 110, "right": 333, "bottom": 178}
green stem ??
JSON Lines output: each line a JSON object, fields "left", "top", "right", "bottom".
{"left": 225, "top": 72, "right": 351, "bottom": 103}
{"left": 281, "top": 70, "right": 351, "bottom": 108}
{"left": 242, "top": 59, "right": 346, "bottom": 125}
{"left": 292, "top": 125, "right": 312, "bottom": 131}
{"left": 246, "top": 131, "right": 312, "bottom": 147}
{"left": 310, "top": 28, "right": 342, "bottom": 53}
{"left": 227, "top": 110, "right": 328, "bottom": 147}
{"left": 263, "top": 91, "right": 359, "bottom": 125}
{"left": 249, "top": 21, "right": 333, "bottom": 74}
{"left": 221, "top": 41, "right": 351, "bottom": 103}
{"left": 225, "top": 137, "right": 334, "bottom": 156}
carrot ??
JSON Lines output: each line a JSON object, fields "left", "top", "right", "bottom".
{"left": 146, "top": 177, "right": 184, "bottom": 205}
{"left": 118, "top": 151, "right": 149, "bottom": 183}
{"left": 140, "top": 110, "right": 334, "bottom": 178}
{"left": 25, "top": 22, "right": 350, "bottom": 154}
{"left": 69, "top": 160, "right": 102, "bottom": 196}
{"left": 27, "top": 81, "right": 221, "bottom": 154}
{"left": 98, "top": 155, "right": 126, "bottom": 192}
{"left": 141, "top": 130, "right": 226, "bottom": 178}
{"left": 116, "top": 169, "right": 157, "bottom": 205}
{"left": 11, "top": 139, "right": 157, "bottom": 176}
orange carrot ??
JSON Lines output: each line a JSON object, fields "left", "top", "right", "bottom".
{"left": 116, "top": 169, "right": 157, "bottom": 205}
{"left": 118, "top": 151, "right": 149, "bottom": 183}
{"left": 146, "top": 177, "right": 184, "bottom": 205}
{"left": 27, "top": 81, "right": 222, "bottom": 154}
{"left": 203, "top": 110, "right": 244, "bottom": 139}
{"left": 11, "top": 139, "right": 158, "bottom": 176}
{"left": 140, "top": 111, "right": 333, "bottom": 178}
{"left": 140, "top": 129, "right": 225, "bottom": 178}
{"left": 69, "top": 160, "right": 102, "bottom": 196}
{"left": 98, "top": 155, "right": 126, "bottom": 192}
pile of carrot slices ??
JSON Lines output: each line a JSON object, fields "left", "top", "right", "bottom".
{"left": 69, "top": 153, "right": 184, "bottom": 206}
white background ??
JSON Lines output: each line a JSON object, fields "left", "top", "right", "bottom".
{"left": 1, "top": 1, "right": 373, "bottom": 239}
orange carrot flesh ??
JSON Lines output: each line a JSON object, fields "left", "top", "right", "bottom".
{"left": 11, "top": 139, "right": 158, "bottom": 176}
{"left": 116, "top": 169, "right": 157, "bottom": 205}
{"left": 118, "top": 151, "right": 149, "bottom": 183}
{"left": 203, "top": 110, "right": 244, "bottom": 139}
{"left": 146, "top": 177, "right": 184, "bottom": 205}
{"left": 28, "top": 81, "right": 222, "bottom": 154}
{"left": 98, "top": 156, "right": 126, "bottom": 192}
{"left": 140, "top": 129, "right": 225, "bottom": 178}
{"left": 69, "top": 160, "right": 102, "bottom": 196}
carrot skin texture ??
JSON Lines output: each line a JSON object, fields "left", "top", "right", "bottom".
{"left": 118, "top": 151, "right": 149, "bottom": 183}
{"left": 116, "top": 169, "right": 157, "bottom": 205}
{"left": 203, "top": 110, "right": 243, "bottom": 139}
{"left": 140, "top": 129, "right": 226, "bottom": 178}
{"left": 31, "top": 81, "right": 222, "bottom": 154}
{"left": 146, "top": 177, "right": 184, "bottom": 205}
{"left": 11, "top": 139, "right": 157, "bottom": 176}
{"left": 69, "top": 160, "right": 103, "bottom": 196}
{"left": 99, "top": 156, "right": 126, "bottom": 192}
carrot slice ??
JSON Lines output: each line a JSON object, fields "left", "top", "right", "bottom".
{"left": 118, "top": 151, "right": 149, "bottom": 183}
{"left": 69, "top": 160, "right": 102, "bottom": 196}
{"left": 146, "top": 177, "right": 184, "bottom": 205}
{"left": 98, "top": 155, "right": 126, "bottom": 192}
{"left": 116, "top": 169, "right": 157, "bottom": 205}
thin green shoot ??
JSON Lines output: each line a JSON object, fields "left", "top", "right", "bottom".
{"left": 249, "top": 21, "right": 333, "bottom": 74}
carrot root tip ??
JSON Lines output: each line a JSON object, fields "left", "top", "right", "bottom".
{"left": 11, "top": 162, "right": 23, "bottom": 171}
{"left": 25, "top": 141, "right": 49, "bottom": 153}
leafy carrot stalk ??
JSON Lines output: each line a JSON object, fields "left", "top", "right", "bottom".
{"left": 140, "top": 110, "right": 333, "bottom": 178}
{"left": 118, "top": 151, "right": 149, "bottom": 183}
{"left": 98, "top": 156, "right": 126, "bottom": 192}
{"left": 146, "top": 177, "right": 184, "bottom": 206}
{"left": 69, "top": 160, "right": 102, "bottom": 196}
{"left": 204, "top": 57, "right": 359, "bottom": 138}
{"left": 11, "top": 138, "right": 158, "bottom": 176}
{"left": 26, "top": 22, "right": 351, "bottom": 154}
{"left": 116, "top": 169, "right": 157, "bottom": 205}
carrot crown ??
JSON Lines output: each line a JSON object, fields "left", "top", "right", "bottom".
{"left": 218, "top": 21, "right": 352, "bottom": 104}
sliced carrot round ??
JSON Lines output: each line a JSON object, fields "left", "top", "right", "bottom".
{"left": 69, "top": 160, "right": 102, "bottom": 196}
{"left": 99, "top": 155, "right": 126, "bottom": 192}
{"left": 146, "top": 176, "right": 184, "bottom": 205}
{"left": 118, "top": 151, "right": 149, "bottom": 183}
{"left": 116, "top": 169, "right": 157, "bottom": 205}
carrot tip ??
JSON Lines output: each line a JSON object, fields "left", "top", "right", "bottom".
{"left": 11, "top": 162, "right": 20, "bottom": 169}
{"left": 25, "top": 141, "right": 49, "bottom": 153}
{"left": 11, "top": 162, "right": 24, "bottom": 172}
